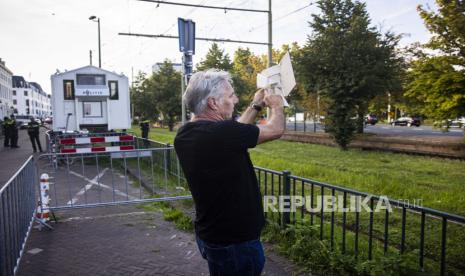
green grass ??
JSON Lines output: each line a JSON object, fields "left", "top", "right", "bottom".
{"left": 132, "top": 125, "right": 465, "bottom": 215}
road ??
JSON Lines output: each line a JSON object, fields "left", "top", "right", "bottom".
{"left": 285, "top": 122, "right": 464, "bottom": 137}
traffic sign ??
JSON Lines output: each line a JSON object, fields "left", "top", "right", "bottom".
{"left": 178, "top": 18, "right": 195, "bottom": 54}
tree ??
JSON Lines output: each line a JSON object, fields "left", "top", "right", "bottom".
{"left": 149, "top": 60, "right": 182, "bottom": 131}
{"left": 196, "top": 43, "right": 233, "bottom": 71}
{"left": 418, "top": 0, "right": 465, "bottom": 61}
{"left": 131, "top": 71, "right": 159, "bottom": 121}
{"left": 405, "top": 55, "right": 465, "bottom": 124}
{"left": 300, "top": 0, "right": 404, "bottom": 148}
{"left": 404, "top": 1, "right": 465, "bottom": 127}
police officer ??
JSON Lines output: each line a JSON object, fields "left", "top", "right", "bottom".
{"left": 27, "top": 117, "right": 43, "bottom": 152}
{"left": 9, "top": 115, "right": 19, "bottom": 148}
{"left": 139, "top": 117, "right": 150, "bottom": 147}
{"left": 2, "top": 116, "right": 11, "bottom": 147}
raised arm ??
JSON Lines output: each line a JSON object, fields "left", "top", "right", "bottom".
{"left": 257, "top": 93, "right": 285, "bottom": 144}
{"left": 237, "top": 89, "right": 265, "bottom": 125}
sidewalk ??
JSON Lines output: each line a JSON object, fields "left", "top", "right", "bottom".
{"left": 18, "top": 206, "right": 301, "bottom": 276}
{"left": 0, "top": 128, "right": 46, "bottom": 186}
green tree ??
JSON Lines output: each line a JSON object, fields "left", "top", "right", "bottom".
{"left": 149, "top": 60, "right": 182, "bottom": 131}
{"left": 196, "top": 43, "right": 233, "bottom": 71}
{"left": 300, "top": 0, "right": 404, "bottom": 148}
{"left": 405, "top": 55, "right": 465, "bottom": 125}
{"left": 418, "top": 0, "right": 465, "bottom": 60}
{"left": 131, "top": 71, "right": 159, "bottom": 121}
{"left": 404, "top": 1, "right": 465, "bottom": 127}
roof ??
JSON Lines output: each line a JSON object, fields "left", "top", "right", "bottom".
{"left": 52, "top": 65, "right": 127, "bottom": 79}
{"left": 12, "top": 76, "right": 29, "bottom": 88}
{"left": 0, "top": 59, "right": 13, "bottom": 75}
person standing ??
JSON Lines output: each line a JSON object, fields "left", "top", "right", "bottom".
{"left": 27, "top": 117, "right": 43, "bottom": 153}
{"left": 9, "top": 115, "right": 19, "bottom": 148}
{"left": 139, "top": 118, "right": 150, "bottom": 147}
{"left": 174, "top": 70, "right": 285, "bottom": 275}
{"left": 3, "top": 116, "right": 11, "bottom": 147}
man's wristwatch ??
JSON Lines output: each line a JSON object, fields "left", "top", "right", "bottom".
{"left": 251, "top": 102, "right": 263, "bottom": 112}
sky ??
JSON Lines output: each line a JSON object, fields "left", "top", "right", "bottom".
{"left": 0, "top": 0, "right": 436, "bottom": 93}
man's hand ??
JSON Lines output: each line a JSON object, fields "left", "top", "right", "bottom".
{"left": 263, "top": 93, "right": 284, "bottom": 109}
{"left": 252, "top": 89, "right": 266, "bottom": 106}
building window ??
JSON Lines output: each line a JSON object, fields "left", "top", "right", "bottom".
{"left": 83, "top": 101, "right": 102, "bottom": 117}
{"left": 108, "top": 80, "right": 119, "bottom": 100}
{"left": 63, "top": 80, "right": 75, "bottom": 100}
{"left": 26, "top": 99, "right": 29, "bottom": 106}
{"left": 24, "top": 90, "right": 28, "bottom": 96}
{"left": 76, "top": 74, "right": 106, "bottom": 86}
{"left": 13, "top": 90, "right": 16, "bottom": 96}
{"left": 13, "top": 99, "right": 17, "bottom": 105}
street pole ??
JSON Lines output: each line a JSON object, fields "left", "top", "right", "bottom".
{"left": 181, "top": 60, "right": 186, "bottom": 125}
{"left": 97, "top": 18, "right": 101, "bottom": 68}
{"left": 268, "top": 0, "right": 272, "bottom": 67}
{"left": 89, "top": 16, "right": 101, "bottom": 68}
{"left": 267, "top": 0, "right": 272, "bottom": 119}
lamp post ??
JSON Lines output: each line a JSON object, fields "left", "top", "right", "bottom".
{"left": 88, "top": 15, "right": 101, "bottom": 68}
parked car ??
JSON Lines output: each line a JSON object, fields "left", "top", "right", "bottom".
{"left": 391, "top": 117, "right": 421, "bottom": 127}
{"left": 14, "top": 115, "right": 32, "bottom": 129}
{"left": 365, "top": 114, "right": 378, "bottom": 125}
{"left": 450, "top": 117, "right": 465, "bottom": 128}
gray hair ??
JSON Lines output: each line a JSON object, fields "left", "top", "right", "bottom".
{"left": 183, "top": 69, "right": 233, "bottom": 115}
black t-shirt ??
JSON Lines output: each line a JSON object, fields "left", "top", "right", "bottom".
{"left": 174, "top": 120, "right": 264, "bottom": 244}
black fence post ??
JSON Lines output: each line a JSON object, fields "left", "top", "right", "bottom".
{"left": 166, "top": 143, "right": 172, "bottom": 174}
{"left": 282, "top": 170, "right": 291, "bottom": 227}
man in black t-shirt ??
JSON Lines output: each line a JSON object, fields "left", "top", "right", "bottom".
{"left": 174, "top": 70, "right": 284, "bottom": 275}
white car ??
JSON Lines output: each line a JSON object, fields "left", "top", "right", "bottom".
{"left": 451, "top": 117, "right": 465, "bottom": 128}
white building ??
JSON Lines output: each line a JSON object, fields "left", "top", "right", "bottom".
{"left": 51, "top": 65, "right": 131, "bottom": 132}
{"left": 0, "top": 58, "right": 13, "bottom": 119}
{"left": 12, "top": 76, "right": 51, "bottom": 118}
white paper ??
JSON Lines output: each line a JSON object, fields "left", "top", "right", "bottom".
{"left": 256, "top": 52, "right": 296, "bottom": 107}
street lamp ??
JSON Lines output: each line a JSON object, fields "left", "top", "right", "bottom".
{"left": 88, "top": 15, "right": 101, "bottom": 68}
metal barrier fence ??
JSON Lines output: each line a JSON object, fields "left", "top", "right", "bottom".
{"left": 254, "top": 167, "right": 465, "bottom": 275}
{"left": 0, "top": 157, "right": 36, "bottom": 276}
{"left": 134, "top": 137, "right": 185, "bottom": 183}
{"left": 37, "top": 147, "right": 190, "bottom": 211}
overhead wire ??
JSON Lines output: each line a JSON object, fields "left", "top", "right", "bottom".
{"left": 248, "top": 1, "right": 313, "bottom": 33}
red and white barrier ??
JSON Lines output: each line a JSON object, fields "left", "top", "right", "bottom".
{"left": 36, "top": 173, "right": 51, "bottom": 222}
{"left": 59, "top": 135, "right": 134, "bottom": 145}
{"left": 61, "top": 145, "right": 134, "bottom": 154}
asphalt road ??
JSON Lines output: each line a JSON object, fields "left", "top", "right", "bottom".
{"left": 286, "top": 122, "right": 465, "bottom": 137}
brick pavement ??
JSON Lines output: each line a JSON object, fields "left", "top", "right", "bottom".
{"left": 17, "top": 206, "right": 303, "bottom": 276}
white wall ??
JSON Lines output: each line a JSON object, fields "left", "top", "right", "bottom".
{"left": 0, "top": 62, "right": 13, "bottom": 119}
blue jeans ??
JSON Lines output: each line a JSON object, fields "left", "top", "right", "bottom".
{"left": 196, "top": 236, "right": 265, "bottom": 276}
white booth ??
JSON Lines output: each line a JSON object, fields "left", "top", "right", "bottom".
{"left": 51, "top": 65, "right": 131, "bottom": 132}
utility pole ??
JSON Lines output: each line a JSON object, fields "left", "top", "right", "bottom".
{"left": 89, "top": 16, "right": 101, "bottom": 68}
{"left": 89, "top": 50, "right": 93, "bottom": 66}
{"left": 268, "top": 0, "right": 273, "bottom": 67}
{"left": 131, "top": 67, "right": 135, "bottom": 121}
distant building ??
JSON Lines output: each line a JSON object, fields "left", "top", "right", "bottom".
{"left": 0, "top": 58, "right": 13, "bottom": 119}
{"left": 12, "top": 76, "right": 51, "bottom": 118}
{"left": 152, "top": 62, "right": 182, "bottom": 73}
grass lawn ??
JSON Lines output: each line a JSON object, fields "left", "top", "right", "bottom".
{"left": 132, "top": 125, "right": 465, "bottom": 216}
